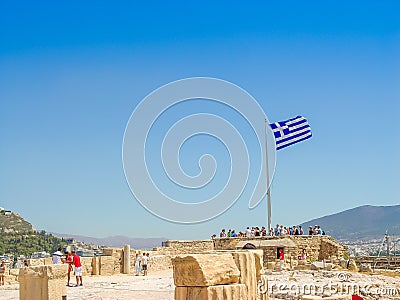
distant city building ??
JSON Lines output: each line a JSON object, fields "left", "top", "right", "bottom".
{"left": 30, "top": 251, "right": 50, "bottom": 259}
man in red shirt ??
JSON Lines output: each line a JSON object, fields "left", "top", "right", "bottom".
{"left": 71, "top": 250, "right": 83, "bottom": 286}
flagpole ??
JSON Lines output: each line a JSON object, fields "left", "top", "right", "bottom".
{"left": 264, "top": 119, "right": 272, "bottom": 233}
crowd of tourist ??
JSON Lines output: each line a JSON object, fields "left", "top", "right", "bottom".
{"left": 212, "top": 224, "right": 326, "bottom": 239}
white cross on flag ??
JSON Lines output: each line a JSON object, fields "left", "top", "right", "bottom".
{"left": 270, "top": 116, "right": 312, "bottom": 150}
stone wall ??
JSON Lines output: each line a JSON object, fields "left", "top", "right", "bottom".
{"left": 80, "top": 257, "right": 93, "bottom": 276}
{"left": 319, "top": 237, "right": 346, "bottom": 262}
{"left": 100, "top": 248, "right": 123, "bottom": 275}
{"left": 213, "top": 235, "right": 347, "bottom": 267}
{"left": 291, "top": 235, "right": 323, "bottom": 262}
{"left": 154, "top": 240, "right": 214, "bottom": 255}
{"left": 26, "top": 257, "right": 53, "bottom": 266}
{"left": 3, "top": 236, "right": 346, "bottom": 285}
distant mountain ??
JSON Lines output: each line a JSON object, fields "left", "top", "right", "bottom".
{"left": 51, "top": 233, "right": 168, "bottom": 249}
{"left": 300, "top": 205, "right": 400, "bottom": 240}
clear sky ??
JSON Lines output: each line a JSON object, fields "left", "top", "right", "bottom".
{"left": 1, "top": 1, "right": 399, "bottom": 240}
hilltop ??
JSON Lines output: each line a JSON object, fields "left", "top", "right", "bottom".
{"left": 0, "top": 208, "right": 65, "bottom": 258}
{"left": 0, "top": 208, "right": 34, "bottom": 233}
{"left": 300, "top": 204, "right": 400, "bottom": 239}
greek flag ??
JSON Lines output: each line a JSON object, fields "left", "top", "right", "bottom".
{"left": 270, "top": 116, "right": 312, "bottom": 150}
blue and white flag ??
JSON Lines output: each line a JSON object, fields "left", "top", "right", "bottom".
{"left": 270, "top": 116, "right": 312, "bottom": 150}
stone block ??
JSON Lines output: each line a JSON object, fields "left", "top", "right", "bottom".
{"left": 359, "top": 263, "right": 372, "bottom": 273}
{"left": 92, "top": 256, "right": 100, "bottom": 275}
{"left": 258, "top": 275, "right": 269, "bottom": 300}
{"left": 265, "top": 262, "right": 275, "bottom": 270}
{"left": 347, "top": 259, "right": 358, "bottom": 272}
{"left": 81, "top": 257, "right": 93, "bottom": 275}
{"left": 294, "top": 264, "right": 311, "bottom": 270}
{"left": 43, "top": 257, "right": 52, "bottom": 265}
{"left": 248, "top": 250, "right": 264, "bottom": 278}
{"left": 231, "top": 251, "right": 257, "bottom": 300}
{"left": 19, "top": 264, "right": 67, "bottom": 300}
{"left": 9, "top": 268, "right": 20, "bottom": 276}
{"left": 173, "top": 253, "right": 240, "bottom": 287}
{"left": 175, "top": 283, "right": 247, "bottom": 300}
{"left": 99, "top": 255, "right": 117, "bottom": 275}
{"left": 310, "top": 261, "right": 334, "bottom": 270}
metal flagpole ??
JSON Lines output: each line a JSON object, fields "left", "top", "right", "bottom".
{"left": 264, "top": 119, "right": 272, "bottom": 232}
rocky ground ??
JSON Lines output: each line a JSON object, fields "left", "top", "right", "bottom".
{"left": 0, "top": 269, "right": 399, "bottom": 300}
{"left": 266, "top": 269, "right": 400, "bottom": 300}
{"left": 0, "top": 270, "right": 175, "bottom": 300}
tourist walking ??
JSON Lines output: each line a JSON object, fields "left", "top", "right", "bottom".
{"left": 141, "top": 253, "right": 149, "bottom": 276}
{"left": 71, "top": 250, "right": 83, "bottom": 286}
{"left": 134, "top": 253, "right": 141, "bottom": 276}
{"left": 0, "top": 260, "right": 5, "bottom": 285}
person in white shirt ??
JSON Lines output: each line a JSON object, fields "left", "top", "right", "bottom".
{"left": 52, "top": 247, "right": 64, "bottom": 264}
{"left": 141, "top": 253, "right": 150, "bottom": 276}
{"left": 246, "top": 227, "right": 252, "bottom": 238}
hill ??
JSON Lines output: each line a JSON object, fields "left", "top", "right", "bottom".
{"left": 51, "top": 233, "right": 167, "bottom": 249}
{"left": 0, "top": 209, "right": 34, "bottom": 232}
{"left": 0, "top": 208, "right": 66, "bottom": 258}
{"left": 300, "top": 204, "right": 400, "bottom": 239}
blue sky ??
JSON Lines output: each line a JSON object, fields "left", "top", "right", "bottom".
{"left": 1, "top": 1, "right": 399, "bottom": 239}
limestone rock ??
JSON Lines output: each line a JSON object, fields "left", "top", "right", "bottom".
{"left": 265, "top": 262, "right": 275, "bottom": 270}
{"left": 175, "top": 283, "right": 247, "bottom": 300}
{"left": 100, "top": 255, "right": 118, "bottom": 275}
{"left": 347, "top": 259, "right": 358, "bottom": 272}
{"left": 232, "top": 251, "right": 257, "bottom": 300}
{"left": 19, "top": 265, "right": 67, "bottom": 300}
{"left": 359, "top": 263, "right": 372, "bottom": 273}
{"left": 339, "top": 258, "right": 347, "bottom": 269}
{"left": 248, "top": 250, "right": 264, "bottom": 278}
{"left": 173, "top": 253, "right": 240, "bottom": 287}
{"left": 19, "top": 264, "right": 67, "bottom": 280}
{"left": 9, "top": 268, "right": 19, "bottom": 276}
{"left": 310, "top": 261, "right": 334, "bottom": 270}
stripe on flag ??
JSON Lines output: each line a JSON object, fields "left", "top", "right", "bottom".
{"left": 270, "top": 116, "right": 312, "bottom": 150}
